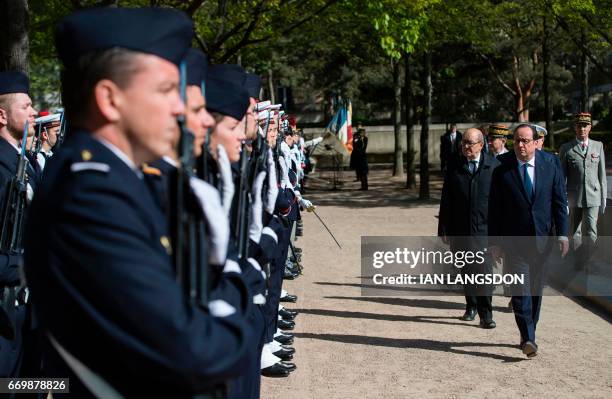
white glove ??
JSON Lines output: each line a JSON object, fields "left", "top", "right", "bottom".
{"left": 217, "top": 144, "right": 234, "bottom": 216}
{"left": 299, "top": 197, "right": 315, "bottom": 212}
{"left": 600, "top": 205, "right": 606, "bottom": 215}
{"left": 278, "top": 156, "right": 291, "bottom": 189}
{"left": 265, "top": 149, "right": 278, "bottom": 214}
{"left": 189, "top": 177, "right": 229, "bottom": 265}
{"left": 249, "top": 171, "right": 266, "bottom": 243}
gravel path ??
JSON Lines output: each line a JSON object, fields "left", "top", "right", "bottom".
{"left": 262, "top": 170, "right": 612, "bottom": 399}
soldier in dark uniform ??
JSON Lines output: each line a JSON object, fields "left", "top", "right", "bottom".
{"left": 24, "top": 7, "right": 256, "bottom": 397}
{"left": 0, "top": 71, "right": 38, "bottom": 379}
{"left": 352, "top": 127, "right": 369, "bottom": 190}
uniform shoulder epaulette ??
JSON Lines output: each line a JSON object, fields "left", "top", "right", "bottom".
{"left": 142, "top": 164, "right": 162, "bottom": 176}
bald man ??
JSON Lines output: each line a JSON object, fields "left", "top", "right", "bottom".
{"left": 438, "top": 128, "right": 500, "bottom": 327}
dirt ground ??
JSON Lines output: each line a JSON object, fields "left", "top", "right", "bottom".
{"left": 261, "top": 169, "right": 612, "bottom": 399}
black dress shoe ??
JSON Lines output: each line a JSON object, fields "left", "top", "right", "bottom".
{"left": 279, "top": 309, "right": 297, "bottom": 320}
{"left": 278, "top": 361, "right": 296, "bottom": 371}
{"left": 279, "top": 345, "right": 295, "bottom": 354}
{"left": 283, "top": 269, "right": 297, "bottom": 280}
{"left": 459, "top": 309, "right": 477, "bottom": 321}
{"left": 274, "top": 335, "right": 294, "bottom": 345}
{"left": 278, "top": 319, "right": 295, "bottom": 330}
{"left": 280, "top": 294, "right": 298, "bottom": 303}
{"left": 273, "top": 348, "right": 295, "bottom": 361}
{"left": 479, "top": 320, "right": 496, "bottom": 329}
{"left": 261, "top": 363, "right": 290, "bottom": 377}
{"left": 522, "top": 341, "right": 538, "bottom": 358}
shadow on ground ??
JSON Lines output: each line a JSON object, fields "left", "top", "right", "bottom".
{"left": 322, "top": 295, "right": 513, "bottom": 314}
{"left": 293, "top": 332, "right": 525, "bottom": 362}
{"left": 302, "top": 169, "right": 443, "bottom": 209}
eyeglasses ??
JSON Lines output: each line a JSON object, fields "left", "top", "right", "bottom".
{"left": 461, "top": 140, "right": 482, "bottom": 147}
{"left": 514, "top": 138, "right": 534, "bottom": 145}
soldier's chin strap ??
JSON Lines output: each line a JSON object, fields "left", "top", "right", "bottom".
{"left": 48, "top": 332, "right": 124, "bottom": 399}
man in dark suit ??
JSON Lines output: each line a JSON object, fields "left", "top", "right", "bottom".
{"left": 440, "top": 124, "right": 462, "bottom": 173}
{"left": 489, "top": 124, "right": 569, "bottom": 358}
{"left": 439, "top": 128, "right": 499, "bottom": 328}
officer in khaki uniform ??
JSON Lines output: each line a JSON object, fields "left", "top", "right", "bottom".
{"left": 559, "top": 112, "right": 607, "bottom": 268}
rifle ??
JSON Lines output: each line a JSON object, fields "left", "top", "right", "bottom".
{"left": 0, "top": 121, "right": 30, "bottom": 254}
{"left": 56, "top": 109, "right": 67, "bottom": 149}
{"left": 173, "top": 62, "right": 209, "bottom": 307}
{"left": 235, "top": 107, "right": 275, "bottom": 258}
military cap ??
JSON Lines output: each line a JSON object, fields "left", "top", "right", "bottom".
{"left": 573, "top": 112, "right": 592, "bottom": 125}
{"left": 184, "top": 48, "right": 208, "bottom": 87}
{"left": 55, "top": 7, "right": 193, "bottom": 68}
{"left": 243, "top": 73, "right": 262, "bottom": 99}
{"left": 533, "top": 124, "right": 547, "bottom": 138}
{"left": 0, "top": 71, "right": 29, "bottom": 95}
{"left": 488, "top": 124, "right": 509, "bottom": 139}
{"left": 206, "top": 75, "right": 250, "bottom": 120}
{"left": 208, "top": 64, "right": 246, "bottom": 86}
{"left": 35, "top": 113, "right": 62, "bottom": 126}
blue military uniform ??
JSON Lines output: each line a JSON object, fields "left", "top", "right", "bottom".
{"left": 0, "top": 71, "right": 38, "bottom": 379}
{"left": 24, "top": 7, "right": 256, "bottom": 397}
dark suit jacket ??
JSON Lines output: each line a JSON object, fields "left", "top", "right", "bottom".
{"left": 440, "top": 131, "right": 462, "bottom": 170}
{"left": 438, "top": 152, "right": 499, "bottom": 249}
{"left": 488, "top": 150, "right": 568, "bottom": 253}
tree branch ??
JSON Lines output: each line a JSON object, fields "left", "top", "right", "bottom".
{"left": 553, "top": 12, "right": 612, "bottom": 80}
{"left": 579, "top": 11, "right": 612, "bottom": 46}
{"left": 241, "top": 0, "right": 338, "bottom": 47}
{"left": 478, "top": 52, "right": 517, "bottom": 96}
{"left": 186, "top": 0, "right": 207, "bottom": 17}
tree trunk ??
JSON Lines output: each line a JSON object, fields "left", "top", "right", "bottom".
{"left": 580, "top": 32, "right": 589, "bottom": 112}
{"left": 392, "top": 58, "right": 404, "bottom": 177}
{"left": 419, "top": 52, "right": 431, "bottom": 200}
{"left": 267, "top": 68, "right": 276, "bottom": 104}
{"left": 404, "top": 52, "right": 416, "bottom": 188}
{"left": 515, "top": 94, "right": 530, "bottom": 122}
{"left": 543, "top": 15, "right": 554, "bottom": 148}
{"left": 0, "top": 0, "right": 29, "bottom": 72}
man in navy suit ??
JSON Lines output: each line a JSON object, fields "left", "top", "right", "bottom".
{"left": 489, "top": 123, "right": 569, "bottom": 358}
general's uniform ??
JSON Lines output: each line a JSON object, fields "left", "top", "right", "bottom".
{"left": 559, "top": 137, "right": 606, "bottom": 246}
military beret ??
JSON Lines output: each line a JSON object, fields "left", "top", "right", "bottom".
{"left": 206, "top": 75, "right": 250, "bottom": 120}
{"left": 0, "top": 71, "right": 29, "bottom": 95}
{"left": 184, "top": 48, "right": 208, "bottom": 87}
{"left": 573, "top": 112, "right": 591, "bottom": 125}
{"left": 243, "top": 73, "right": 262, "bottom": 99}
{"left": 488, "top": 124, "right": 509, "bottom": 139}
{"left": 55, "top": 7, "right": 193, "bottom": 68}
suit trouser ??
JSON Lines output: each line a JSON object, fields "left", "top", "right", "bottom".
{"left": 508, "top": 250, "right": 548, "bottom": 345}
{"left": 462, "top": 257, "right": 493, "bottom": 321}
{"left": 570, "top": 206, "right": 599, "bottom": 244}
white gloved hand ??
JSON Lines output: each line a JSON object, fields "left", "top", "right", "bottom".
{"left": 600, "top": 205, "right": 606, "bottom": 215}
{"left": 278, "top": 156, "right": 291, "bottom": 189}
{"left": 217, "top": 144, "right": 235, "bottom": 216}
{"left": 265, "top": 149, "right": 278, "bottom": 214}
{"left": 249, "top": 171, "right": 266, "bottom": 243}
{"left": 189, "top": 177, "right": 229, "bottom": 265}
{"left": 299, "top": 197, "right": 315, "bottom": 211}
